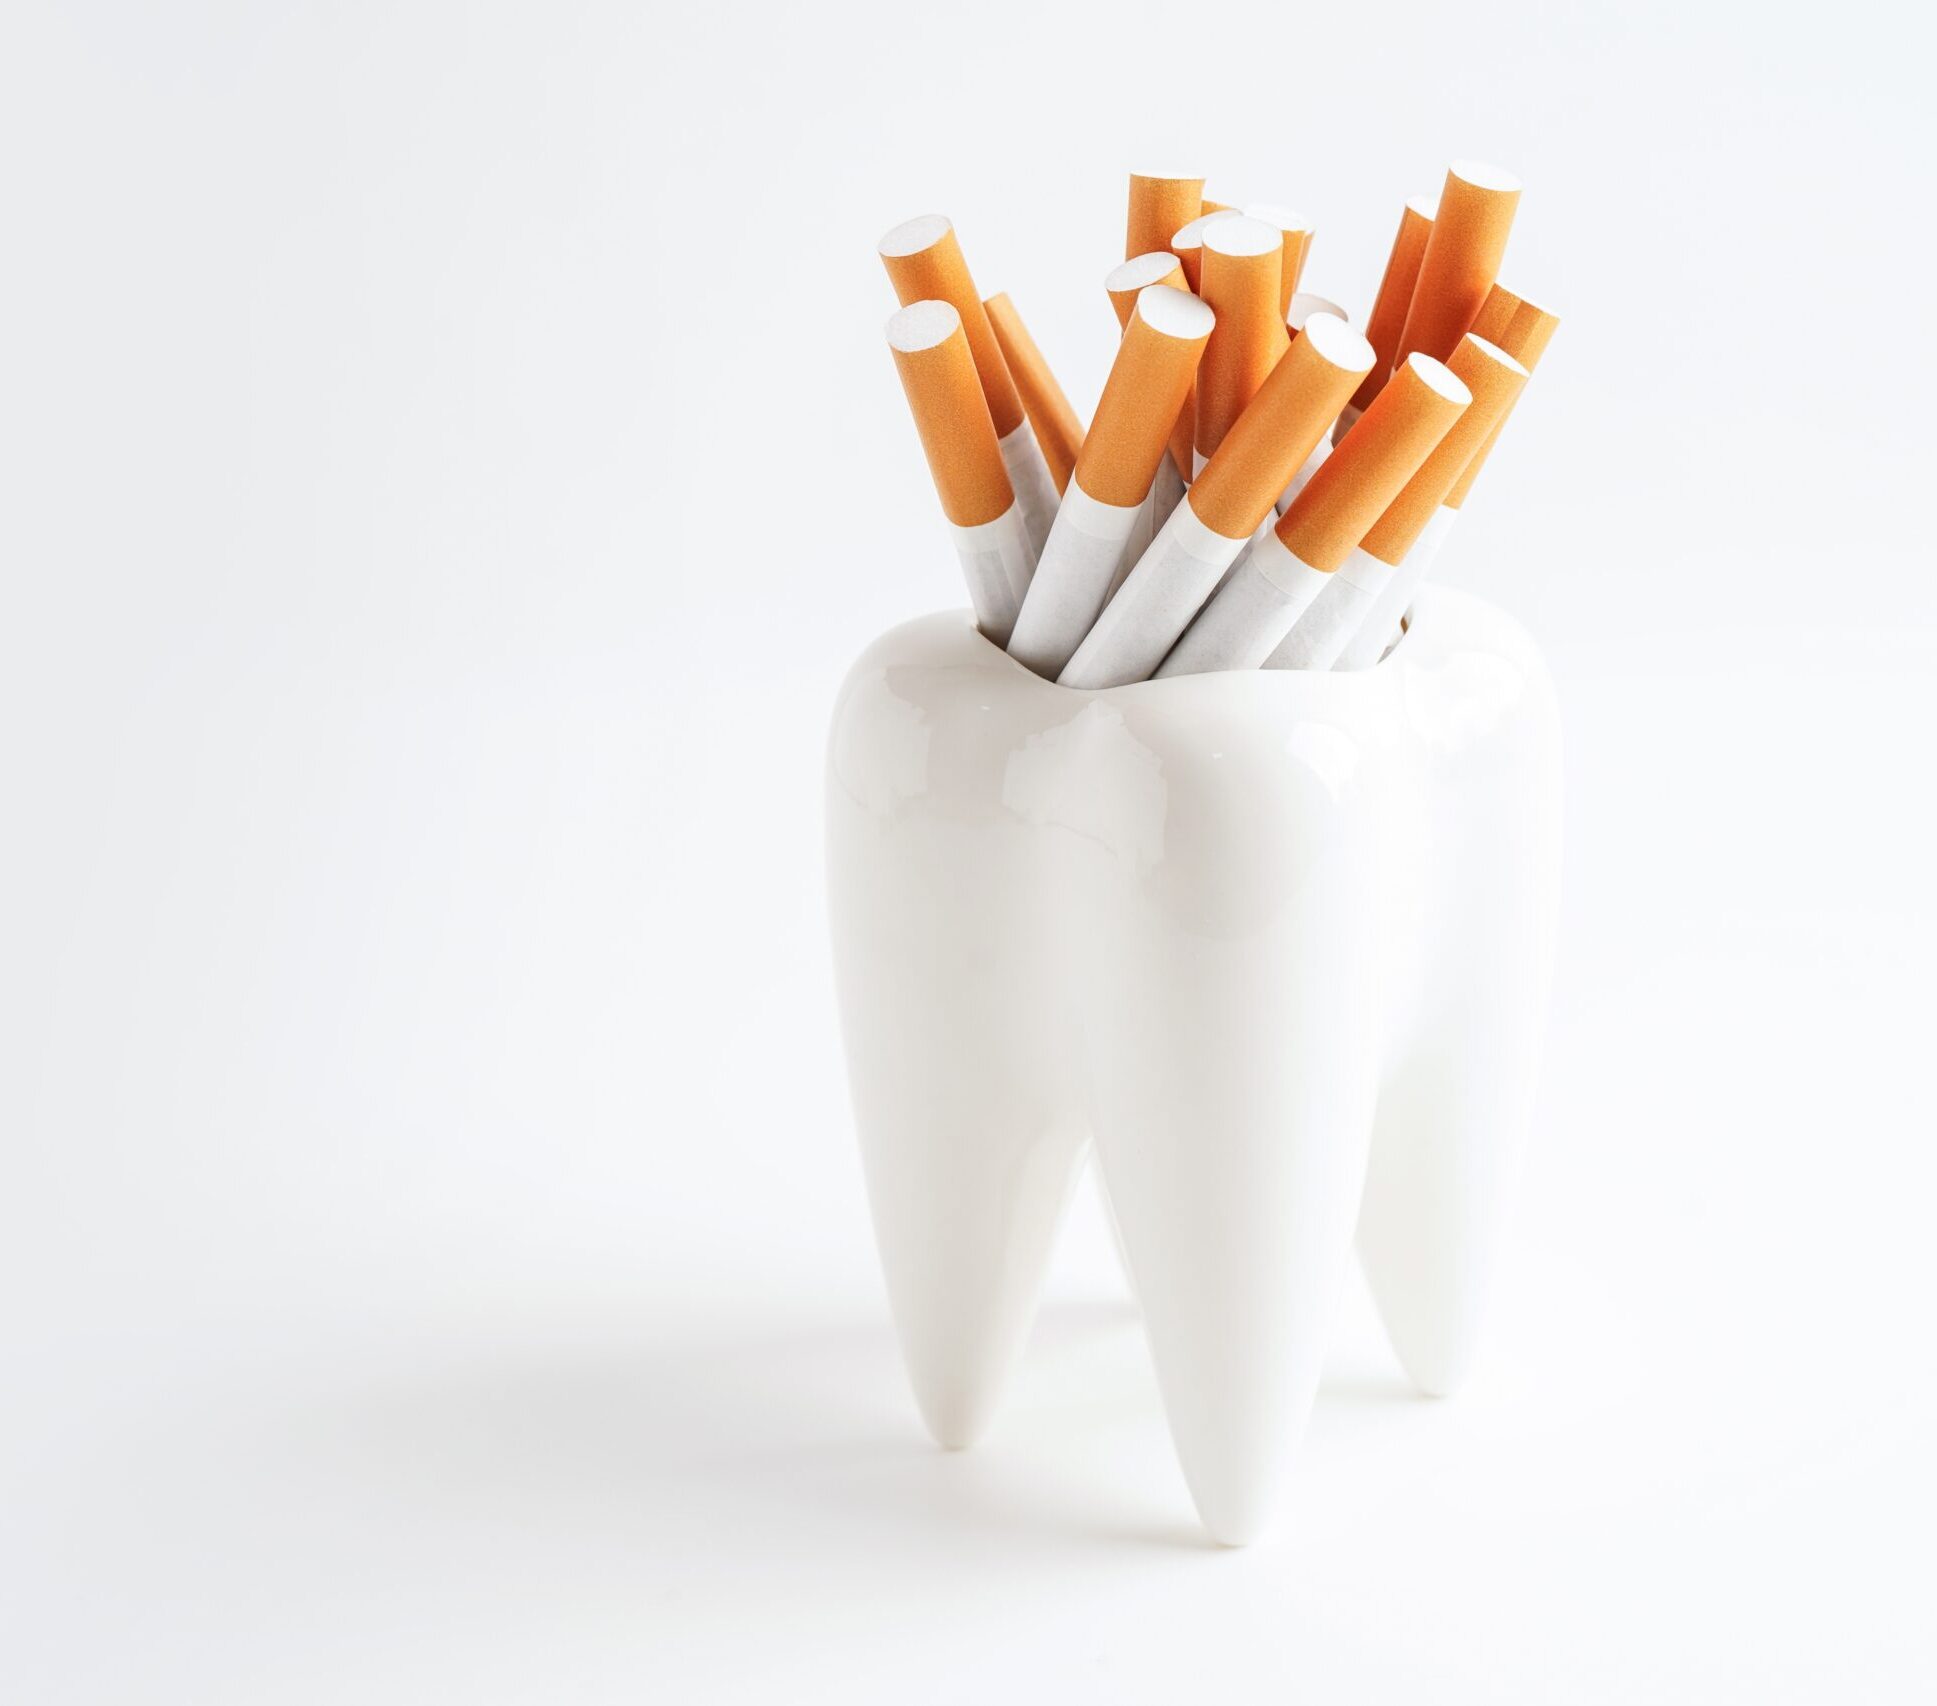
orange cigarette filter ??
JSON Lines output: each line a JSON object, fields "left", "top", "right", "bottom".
{"left": 1360, "top": 335, "right": 1528, "bottom": 562}
{"left": 1247, "top": 203, "right": 1313, "bottom": 317}
{"left": 886, "top": 301, "right": 1016, "bottom": 528}
{"left": 1286, "top": 291, "right": 1347, "bottom": 337}
{"left": 1445, "top": 287, "right": 1561, "bottom": 508}
{"left": 1467, "top": 284, "right": 1561, "bottom": 371}
{"left": 878, "top": 215, "right": 1025, "bottom": 437}
{"left": 1127, "top": 173, "right": 1204, "bottom": 263}
{"left": 1395, "top": 162, "right": 1521, "bottom": 367}
{"left": 1105, "top": 252, "right": 1185, "bottom": 328}
{"left": 1195, "top": 216, "right": 1290, "bottom": 464}
{"left": 1074, "top": 286, "right": 1213, "bottom": 508}
{"left": 1188, "top": 313, "right": 1375, "bottom": 541}
{"left": 984, "top": 292, "right": 1085, "bottom": 495}
{"left": 1200, "top": 197, "right": 1235, "bottom": 216}
{"left": 1169, "top": 210, "right": 1239, "bottom": 292}
{"left": 1348, "top": 196, "right": 1436, "bottom": 412}
{"left": 1276, "top": 353, "right": 1470, "bottom": 570}
{"left": 1105, "top": 253, "right": 1195, "bottom": 480}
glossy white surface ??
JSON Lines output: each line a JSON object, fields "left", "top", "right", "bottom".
{"left": 826, "top": 588, "right": 1562, "bottom": 1542}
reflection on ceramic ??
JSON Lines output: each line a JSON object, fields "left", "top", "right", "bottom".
{"left": 824, "top": 589, "right": 1562, "bottom": 1545}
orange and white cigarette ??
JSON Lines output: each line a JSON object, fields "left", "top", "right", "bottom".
{"left": 1106, "top": 250, "right": 1185, "bottom": 326}
{"left": 1341, "top": 196, "right": 1436, "bottom": 431}
{"left": 1246, "top": 202, "right": 1314, "bottom": 317}
{"left": 1194, "top": 215, "right": 1290, "bottom": 472}
{"left": 1060, "top": 313, "right": 1373, "bottom": 689}
{"left": 1284, "top": 334, "right": 1527, "bottom": 671}
{"left": 984, "top": 292, "right": 1084, "bottom": 496}
{"left": 1106, "top": 252, "right": 1194, "bottom": 499}
{"left": 1275, "top": 292, "right": 1352, "bottom": 511}
{"left": 1287, "top": 291, "right": 1347, "bottom": 336}
{"left": 1393, "top": 161, "right": 1520, "bottom": 368}
{"left": 1007, "top": 287, "right": 1213, "bottom": 680}
{"left": 1168, "top": 208, "right": 1242, "bottom": 292}
{"left": 1444, "top": 285, "right": 1560, "bottom": 507}
{"left": 1330, "top": 294, "right": 1559, "bottom": 671}
{"left": 1126, "top": 172, "right": 1204, "bottom": 263}
{"left": 879, "top": 214, "right": 1060, "bottom": 559}
{"left": 886, "top": 301, "right": 1034, "bottom": 646}
{"left": 1160, "top": 354, "right": 1470, "bottom": 677}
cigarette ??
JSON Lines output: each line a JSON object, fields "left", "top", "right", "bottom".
{"left": 1287, "top": 291, "right": 1347, "bottom": 335}
{"left": 1007, "top": 287, "right": 1214, "bottom": 679}
{"left": 1256, "top": 354, "right": 1472, "bottom": 671}
{"left": 1106, "top": 252, "right": 1194, "bottom": 482}
{"left": 1443, "top": 287, "right": 1561, "bottom": 508}
{"left": 1194, "top": 215, "right": 1290, "bottom": 470}
{"left": 1303, "top": 334, "right": 1527, "bottom": 671}
{"left": 1330, "top": 297, "right": 1559, "bottom": 672}
{"left": 1129, "top": 457, "right": 1190, "bottom": 585}
{"left": 886, "top": 300, "right": 1034, "bottom": 646}
{"left": 879, "top": 214, "right": 1060, "bottom": 557}
{"left": 1394, "top": 161, "right": 1521, "bottom": 366}
{"left": 1360, "top": 334, "right": 1526, "bottom": 562}
{"left": 1126, "top": 172, "right": 1204, "bottom": 262}
{"left": 1274, "top": 293, "right": 1352, "bottom": 510}
{"left": 1168, "top": 208, "right": 1243, "bottom": 293}
{"left": 1343, "top": 196, "right": 1436, "bottom": 424}
{"left": 1060, "top": 313, "right": 1373, "bottom": 689}
{"left": 1245, "top": 202, "right": 1314, "bottom": 317}
{"left": 1106, "top": 251, "right": 1186, "bottom": 327}
{"left": 984, "top": 292, "right": 1085, "bottom": 496}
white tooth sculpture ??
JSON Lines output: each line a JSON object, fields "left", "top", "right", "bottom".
{"left": 825, "top": 586, "right": 1561, "bottom": 1545}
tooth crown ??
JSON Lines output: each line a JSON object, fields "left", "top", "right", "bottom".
{"left": 826, "top": 588, "right": 1561, "bottom": 1544}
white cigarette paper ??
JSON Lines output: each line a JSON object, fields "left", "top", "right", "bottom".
{"left": 1329, "top": 505, "right": 1456, "bottom": 670}
{"left": 1005, "top": 485, "right": 1145, "bottom": 677}
{"left": 1274, "top": 294, "right": 1350, "bottom": 513}
{"left": 997, "top": 420, "right": 1062, "bottom": 569}
{"left": 1263, "top": 545, "right": 1391, "bottom": 670}
{"left": 1155, "top": 531, "right": 1331, "bottom": 677}
{"left": 1058, "top": 501, "right": 1245, "bottom": 689}
{"left": 948, "top": 505, "right": 1037, "bottom": 647}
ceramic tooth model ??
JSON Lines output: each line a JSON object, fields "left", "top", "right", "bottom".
{"left": 825, "top": 587, "right": 1561, "bottom": 1545}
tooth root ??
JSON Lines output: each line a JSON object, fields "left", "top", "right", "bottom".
{"left": 849, "top": 1052, "right": 1085, "bottom": 1448}
{"left": 1078, "top": 740, "right": 1385, "bottom": 1544}
{"left": 827, "top": 625, "right": 1083, "bottom": 1449}
{"left": 1356, "top": 622, "right": 1562, "bottom": 1397}
{"left": 1356, "top": 1049, "right": 1535, "bottom": 1398}
{"left": 832, "top": 901, "right": 1082, "bottom": 1448}
{"left": 1090, "top": 982, "right": 1379, "bottom": 1543}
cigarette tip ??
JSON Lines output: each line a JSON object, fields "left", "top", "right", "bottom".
{"left": 877, "top": 213, "right": 954, "bottom": 258}
{"left": 886, "top": 299, "right": 961, "bottom": 352}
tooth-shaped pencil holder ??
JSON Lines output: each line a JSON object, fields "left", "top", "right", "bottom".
{"left": 824, "top": 586, "right": 1561, "bottom": 1545}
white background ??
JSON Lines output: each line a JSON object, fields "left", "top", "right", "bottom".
{"left": 5, "top": 1, "right": 1934, "bottom": 1699}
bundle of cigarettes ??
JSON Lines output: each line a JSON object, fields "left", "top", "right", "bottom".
{"left": 880, "top": 163, "right": 1557, "bottom": 683}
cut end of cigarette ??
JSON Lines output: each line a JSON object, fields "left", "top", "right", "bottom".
{"left": 1409, "top": 194, "right": 1440, "bottom": 221}
{"left": 886, "top": 298, "right": 963, "bottom": 353}
{"left": 1401, "top": 351, "right": 1472, "bottom": 409}
{"left": 1202, "top": 214, "right": 1282, "bottom": 259}
{"left": 1301, "top": 312, "right": 1375, "bottom": 375}
{"left": 1449, "top": 159, "right": 1521, "bottom": 194}
{"left": 1288, "top": 291, "right": 1348, "bottom": 331}
{"left": 1245, "top": 202, "right": 1310, "bottom": 235}
{"left": 1107, "top": 252, "right": 1185, "bottom": 294}
{"left": 1463, "top": 334, "right": 1529, "bottom": 381}
{"left": 878, "top": 213, "right": 954, "bottom": 258}
{"left": 1170, "top": 209, "right": 1242, "bottom": 250}
{"left": 1136, "top": 284, "right": 1215, "bottom": 340}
